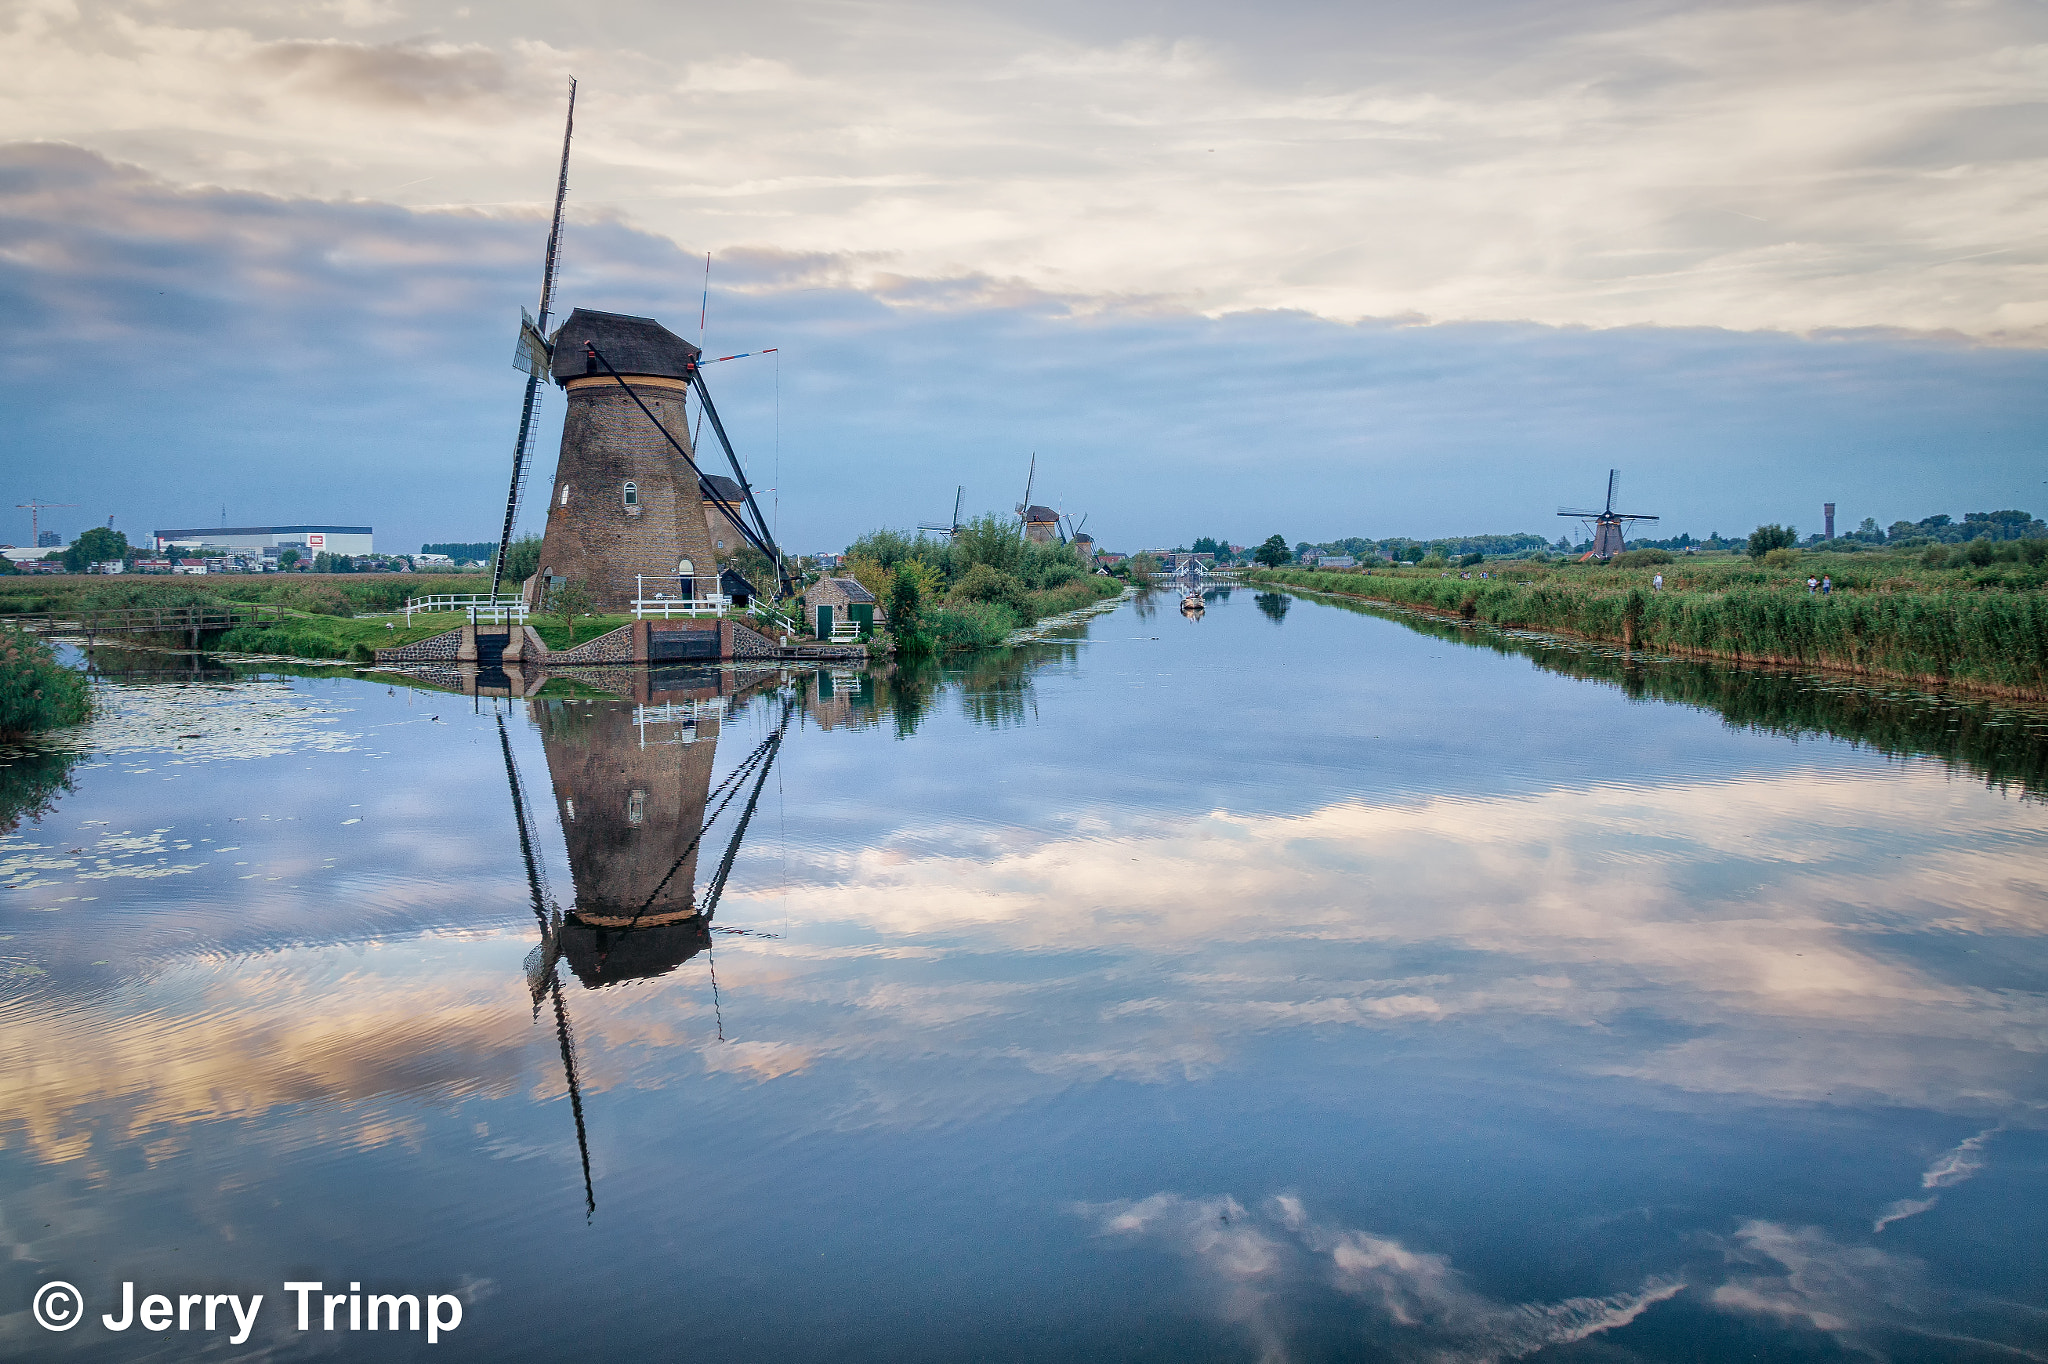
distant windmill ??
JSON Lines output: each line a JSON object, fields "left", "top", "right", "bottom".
{"left": 1559, "top": 469, "right": 1659, "bottom": 560}
{"left": 919, "top": 485, "right": 965, "bottom": 539}
{"left": 489, "top": 77, "right": 577, "bottom": 604}
{"left": 1013, "top": 454, "right": 1061, "bottom": 544}
{"left": 1060, "top": 510, "right": 1089, "bottom": 543}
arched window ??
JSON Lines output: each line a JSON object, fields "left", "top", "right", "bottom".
{"left": 677, "top": 559, "right": 694, "bottom": 576}
{"left": 623, "top": 480, "right": 638, "bottom": 509}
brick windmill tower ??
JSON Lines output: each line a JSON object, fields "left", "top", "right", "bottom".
{"left": 525, "top": 309, "right": 720, "bottom": 612}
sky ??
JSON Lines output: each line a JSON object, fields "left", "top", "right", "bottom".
{"left": 2, "top": 0, "right": 2044, "bottom": 555}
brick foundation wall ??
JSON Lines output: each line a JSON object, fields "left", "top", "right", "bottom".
{"left": 374, "top": 627, "right": 465, "bottom": 663}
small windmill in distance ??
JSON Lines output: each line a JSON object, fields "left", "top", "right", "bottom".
{"left": 919, "top": 485, "right": 965, "bottom": 539}
{"left": 1559, "top": 469, "right": 1659, "bottom": 561}
{"left": 1013, "top": 454, "right": 1062, "bottom": 543}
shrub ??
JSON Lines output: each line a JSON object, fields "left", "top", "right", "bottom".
{"left": 1613, "top": 548, "right": 1673, "bottom": 567}
{"left": 951, "top": 563, "right": 1033, "bottom": 622}
{"left": 0, "top": 625, "right": 91, "bottom": 736}
{"left": 1762, "top": 547, "right": 1801, "bottom": 568}
{"left": 1459, "top": 552, "right": 1485, "bottom": 567}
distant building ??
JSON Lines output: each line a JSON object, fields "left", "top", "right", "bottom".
{"left": 153, "top": 525, "right": 372, "bottom": 556}
{"left": 1311, "top": 554, "right": 1357, "bottom": 569}
{"left": 813, "top": 552, "right": 844, "bottom": 570}
{"left": 36, "top": 530, "right": 60, "bottom": 548}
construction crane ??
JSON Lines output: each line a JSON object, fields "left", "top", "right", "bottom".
{"left": 15, "top": 501, "right": 77, "bottom": 547}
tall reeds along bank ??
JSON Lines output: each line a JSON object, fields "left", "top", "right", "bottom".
{"left": 0, "top": 625, "right": 91, "bottom": 737}
{"left": 1253, "top": 568, "right": 2048, "bottom": 698}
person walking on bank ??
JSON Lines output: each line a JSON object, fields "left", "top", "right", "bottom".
{"left": 1652, "top": 573, "right": 1663, "bottom": 592}
{"left": 1807, "top": 576, "right": 1819, "bottom": 593}
{"left": 1822, "top": 576, "right": 1832, "bottom": 595}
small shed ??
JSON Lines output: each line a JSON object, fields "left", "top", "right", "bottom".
{"left": 803, "top": 576, "right": 882, "bottom": 637}
{"left": 719, "top": 567, "right": 755, "bottom": 607}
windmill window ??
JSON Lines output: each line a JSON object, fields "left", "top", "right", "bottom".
{"left": 559, "top": 485, "right": 571, "bottom": 507}
{"left": 623, "top": 480, "right": 639, "bottom": 510}
{"left": 627, "top": 790, "right": 646, "bottom": 826}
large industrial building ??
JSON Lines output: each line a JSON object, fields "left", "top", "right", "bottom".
{"left": 151, "top": 525, "right": 373, "bottom": 555}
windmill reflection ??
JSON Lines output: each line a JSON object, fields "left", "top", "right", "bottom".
{"left": 496, "top": 668, "right": 792, "bottom": 1217}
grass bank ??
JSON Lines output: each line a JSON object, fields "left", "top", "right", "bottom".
{"left": 1253, "top": 553, "right": 2048, "bottom": 698}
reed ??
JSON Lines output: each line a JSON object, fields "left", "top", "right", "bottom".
{"left": 1253, "top": 564, "right": 2048, "bottom": 697}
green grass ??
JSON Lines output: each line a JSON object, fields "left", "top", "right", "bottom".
{"left": 215, "top": 611, "right": 482, "bottom": 661}
{"left": 528, "top": 616, "right": 632, "bottom": 651}
{"left": 1254, "top": 551, "right": 2048, "bottom": 697}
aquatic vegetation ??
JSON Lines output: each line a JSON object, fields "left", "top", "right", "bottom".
{"left": 0, "top": 625, "right": 91, "bottom": 738}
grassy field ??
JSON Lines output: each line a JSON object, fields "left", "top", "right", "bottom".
{"left": 1253, "top": 548, "right": 2048, "bottom": 698}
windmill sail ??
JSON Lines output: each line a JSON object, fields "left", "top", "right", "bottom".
{"left": 490, "top": 77, "right": 577, "bottom": 604}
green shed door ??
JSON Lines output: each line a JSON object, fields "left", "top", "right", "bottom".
{"left": 850, "top": 603, "right": 874, "bottom": 634}
{"left": 816, "top": 605, "right": 832, "bottom": 637}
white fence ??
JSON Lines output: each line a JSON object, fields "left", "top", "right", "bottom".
{"left": 405, "top": 594, "right": 528, "bottom": 625}
{"left": 632, "top": 595, "right": 732, "bottom": 618}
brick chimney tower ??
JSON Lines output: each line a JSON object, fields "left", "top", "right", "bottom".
{"left": 528, "top": 308, "right": 718, "bottom": 612}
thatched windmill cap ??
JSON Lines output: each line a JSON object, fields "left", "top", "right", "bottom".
{"left": 549, "top": 307, "right": 701, "bottom": 384}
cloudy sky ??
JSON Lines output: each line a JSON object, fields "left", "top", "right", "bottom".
{"left": 3, "top": 0, "right": 2044, "bottom": 553}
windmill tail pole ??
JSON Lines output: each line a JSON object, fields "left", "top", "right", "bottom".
{"left": 581, "top": 342, "right": 794, "bottom": 600}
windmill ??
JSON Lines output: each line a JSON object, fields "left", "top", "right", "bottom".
{"left": 489, "top": 77, "right": 577, "bottom": 605}
{"left": 1013, "top": 455, "right": 1061, "bottom": 544}
{"left": 919, "top": 485, "right": 965, "bottom": 539}
{"left": 499, "top": 684, "right": 794, "bottom": 1217}
{"left": 1558, "top": 469, "right": 1659, "bottom": 560}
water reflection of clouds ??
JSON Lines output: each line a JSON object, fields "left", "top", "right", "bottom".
{"left": 709, "top": 765, "right": 2048, "bottom": 1118}
{"left": 0, "top": 938, "right": 544, "bottom": 1171}
{"left": 1086, "top": 1192, "right": 1682, "bottom": 1364}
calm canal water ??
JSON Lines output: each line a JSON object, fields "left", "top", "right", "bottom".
{"left": 3, "top": 586, "right": 2046, "bottom": 1361}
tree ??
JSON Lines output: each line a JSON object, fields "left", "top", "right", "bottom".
{"left": 495, "top": 534, "right": 543, "bottom": 586}
{"left": 1253, "top": 535, "right": 1292, "bottom": 568}
{"left": 549, "top": 579, "right": 594, "bottom": 644}
{"left": 63, "top": 527, "right": 127, "bottom": 573}
{"left": 1746, "top": 524, "right": 1798, "bottom": 560}
{"left": 278, "top": 547, "right": 300, "bottom": 570}
{"left": 887, "top": 562, "right": 927, "bottom": 650}
{"left": 1459, "top": 552, "right": 1484, "bottom": 567}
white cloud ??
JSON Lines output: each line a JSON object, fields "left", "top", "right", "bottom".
{"left": 0, "top": 0, "right": 2041, "bottom": 336}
